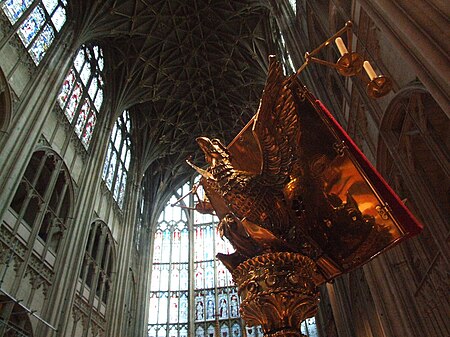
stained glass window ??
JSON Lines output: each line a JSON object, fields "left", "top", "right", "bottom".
{"left": 57, "top": 44, "right": 105, "bottom": 149}
{"left": 1, "top": 0, "right": 67, "bottom": 65}
{"left": 102, "top": 110, "right": 131, "bottom": 208}
{"left": 148, "top": 179, "right": 244, "bottom": 337}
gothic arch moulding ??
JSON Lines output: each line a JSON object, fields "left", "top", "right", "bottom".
{"left": 9, "top": 146, "right": 75, "bottom": 256}
{"left": 0, "top": 66, "right": 12, "bottom": 134}
{"left": 376, "top": 84, "right": 450, "bottom": 337}
{"left": 377, "top": 84, "right": 449, "bottom": 225}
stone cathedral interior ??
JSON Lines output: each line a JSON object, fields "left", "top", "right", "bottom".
{"left": 0, "top": 0, "right": 448, "bottom": 337}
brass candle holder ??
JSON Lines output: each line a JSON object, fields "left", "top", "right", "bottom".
{"left": 184, "top": 23, "right": 422, "bottom": 337}
{"left": 297, "top": 21, "right": 392, "bottom": 99}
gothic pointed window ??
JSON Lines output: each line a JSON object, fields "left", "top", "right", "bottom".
{"left": 102, "top": 110, "right": 131, "bottom": 208}
{"left": 56, "top": 44, "right": 105, "bottom": 149}
{"left": 1, "top": 0, "right": 67, "bottom": 65}
{"left": 148, "top": 179, "right": 245, "bottom": 337}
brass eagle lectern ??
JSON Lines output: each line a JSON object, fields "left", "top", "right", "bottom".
{"left": 187, "top": 56, "right": 422, "bottom": 337}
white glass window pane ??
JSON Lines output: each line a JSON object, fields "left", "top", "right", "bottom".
{"left": 148, "top": 326, "right": 157, "bottom": 337}
{"left": 153, "top": 231, "right": 163, "bottom": 263}
{"left": 51, "top": 6, "right": 66, "bottom": 32}
{"left": 196, "top": 326, "right": 205, "bottom": 337}
{"left": 161, "top": 229, "right": 171, "bottom": 263}
{"left": 106, "top": 150, "right": 116, "bottom": 189}
{"left": 170, "top": 265, "right": 179, "bottom": 291}
{"left": 171, "top": 230, "right": 181, "bottom": 263}
{"left": 113, "top": 163, "right": 123, "bottom": 200}
{"left": 94, "top": 87, "right": 103, "bottom": 110}
{"left": 179, "top": 295, "right": 188, "bottom": 323}
{"left": 169, "top": 296, "right": 178, "bottom": 323}
{"left": 179, "top": 265, "right": 188, "bottom": 290}
{"left": 42, "top": 0, "right": 57, "bottom": 14}
{"left": 58, "top": 69, "right": 76, "bottom": 108}
{"left": 205, "top": 261, "right": 214, "bottom": 288}
{"left": 118, "top": 172, "right": 127, "bottom": 208}
{"left": 180, "top": 229, "right": 189, "bottom": 263}
{"left": 2, "top": 0, "right": 34, "bottom": 24}
{"left": 75, "top": 99, "right": 90, "bottom": 138}
{"left": 102, "top": 143, "right": 112, "bottom": 180}
{"left": 18, "top": 6, "right": 46, "bottom": 47}
{"left": 88, "top": 76, "right": 98, "bottom": 100}
{"left": 74, "top": 49, "right": 85, "bottom": 71}
{"left": 160, "top": 266, "right": 169, "bottom": 291}
{"left": 221, "top": 325, "right": 230, "bottom": 337}
{"left": 29, "top": 23, "right": 55, "bottom": 64}
{"left": 81, "top": 106, "right": 97, "bottom": 148}
{"left": 149, "top": 297, "right": 158, "bottom": 324}
{"left": 232, "top": 323, "right": 241, "bottom": 337}
{"left": 65, "top": 82, "right": 82, "bottom": 122}
{"left": 157, "top": 296, "right": 168, "bottom": 323}
{"left": 124, "top": 148, "right": 131, "bottom": 170}
{"left": 80, "top": 61, "right": 91, "bottom": 85}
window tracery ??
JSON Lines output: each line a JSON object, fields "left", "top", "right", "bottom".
{"left": 102, "top": 110, "right": 131, "bottom": 208}
{"left": 1, "top": 0, "right": 67, "bottom": 65}
{"left": 57, "top": 44, "right": 105, "bottom": 149}
{"left": 148, "top": 180, "right": 244, "bottom": 337}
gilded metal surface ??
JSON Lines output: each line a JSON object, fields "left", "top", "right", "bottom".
{"left": 336, "top": 52, "right": 363, "bottom": 76}
{"left": 232, "top": 253, "right": 319, "bottom": 337}
{"left": 189, "top": 56, "right": 421, "bottom": 284}
{"left": 366, "top": 75, "right": 393, "bottom": 98}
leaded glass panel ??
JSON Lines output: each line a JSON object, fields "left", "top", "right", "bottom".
{"left": 2, "top": 0, "right": 34, "bottom": 24}
{"left": 74, "top": 98, "right": 90, "bottom": 137}
{"left": 57, "top": 44, "right": 104, "bottom": 148}
{"left": 81, "top": 109, "right": 96, "bottom": 147}
{"left": 57, "top": 68, "right": 75, "bottom": 108}
{"left": 65, "top": 83, "right": 82, "bottom": 122}
{"left": 102, "top": 110, "right": 131, "bottom": 208}
{"left": 17, "top": 6, "right": 45, "bottom": 47}
{"left": 149, "top": 180, "right": 245, "bottom": 336}
{"left": 29, "top": 23, "right": 54, "bottom": 63}
{"left": 1, "top": 0, "right": 67, "bottom": 64}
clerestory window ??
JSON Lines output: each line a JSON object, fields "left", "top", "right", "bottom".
{"left": 56, "top": 44, "right": 105, "bottom": 149}
{"left": 102, "top": 110, "right": 131, "bottom": 208}
{"left": 1, "top": 0, "right": 67, "bottom": 65}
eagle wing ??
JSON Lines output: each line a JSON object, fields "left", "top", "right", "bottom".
{"left": 252, "top": 56, "right": 300, "bottom": 186}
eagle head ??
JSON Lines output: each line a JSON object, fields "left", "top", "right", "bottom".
{"left": 196, "top": 137, "right": 230, "bottom": 165}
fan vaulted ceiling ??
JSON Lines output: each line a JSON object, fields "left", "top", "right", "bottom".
{"left": 69, "top": 0, "right": 282, "bottom": 204}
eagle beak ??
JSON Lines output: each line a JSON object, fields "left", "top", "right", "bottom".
{"left": 186, "top": 159, "right": 217, "bottom": 181}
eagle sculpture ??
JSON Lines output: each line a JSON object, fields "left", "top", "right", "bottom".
{"left": 188, "top": 56, "right": 327, "bottom": 270}
{"left": 187, "top": 56, "right": 421, "bottom": 278}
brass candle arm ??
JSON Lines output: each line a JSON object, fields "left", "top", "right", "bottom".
{"left": 296, "top": 21, "right": 392, "bottom": 98}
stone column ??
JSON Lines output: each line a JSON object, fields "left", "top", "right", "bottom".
{"left": 357, "top": 0, "right": 450, "bottom": 116}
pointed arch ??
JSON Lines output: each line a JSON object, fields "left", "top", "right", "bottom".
{"left": 8, "top": 146, "right": 74, "bottom": 256}
{"left": 0, "top": 67, "right": 12, "bottom": 134}
{"left": 377, "top": 84, "right": 449, "bottom": 334}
